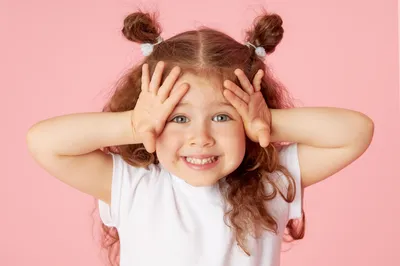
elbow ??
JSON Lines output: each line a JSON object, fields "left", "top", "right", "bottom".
{"left": 26, "top": 123, "right": 46, "bottom": 156}
{"left": 364, "top": 115, "right": 374, "bottom": 140}
{"left": 26, "top": 124, "right": 39, "bottom": 155}
{"left": 357, "top": 114, "right": 374, "bottom": 150}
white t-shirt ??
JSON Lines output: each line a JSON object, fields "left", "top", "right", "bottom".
{"left": 98, "top": 143, "right": 302, "bottom": 266}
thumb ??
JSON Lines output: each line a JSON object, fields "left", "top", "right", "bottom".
{"left": 143, "top": 131, "right": 156, "bottom": 153}
{"left": 257, "top": 128, "right": 270, "bottom": 148}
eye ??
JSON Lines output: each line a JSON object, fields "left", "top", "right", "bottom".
{"left": 212, "top": 114, "right": 231, "bottom": 122}
{"left": 171, "top": 115, "right": 189, "bottom": 123}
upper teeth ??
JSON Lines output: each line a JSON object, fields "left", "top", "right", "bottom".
{"left": 185, "top": 156, "right": 217, "bottom": 165}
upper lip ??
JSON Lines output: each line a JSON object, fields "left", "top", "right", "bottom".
{"left": 183, "top": 155, "right": 219, "bottom": 159}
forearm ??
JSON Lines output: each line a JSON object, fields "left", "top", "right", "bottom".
{"left": 270, "top": 107, "right": 374, "bottom": 148}
{"left": 27, "top": 111, "right": 137, "bottom": 156}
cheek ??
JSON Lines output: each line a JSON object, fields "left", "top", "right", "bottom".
{"left": 221, "top": 122, "right": 245, "bottom": 139}
{"left": 218, "top": 125, "right": 246, "bottom": 152}
{"left": 156, "top": 128, "right": 182, "bottom": 153}
{"left": 217, "top": 127, "right": 246, "bottom": 171}
{"left": 236, "top": 129, "right": 247, "bottom": 156}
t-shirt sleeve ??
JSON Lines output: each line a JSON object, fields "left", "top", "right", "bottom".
{"left": 278, "top": 143, "right": 303, "bottom": 220}
{"left": 98, "top": 153, "right": 153, "bottom": 228}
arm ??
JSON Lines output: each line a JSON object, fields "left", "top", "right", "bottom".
{"left": 27, "top": 62, "right": 187, "bottom": 205}
{"left": 270, "top": 107, "right": 374, "bottom": 188}
{"left": 26, "top": 111, "right": 137, "bottom": 204}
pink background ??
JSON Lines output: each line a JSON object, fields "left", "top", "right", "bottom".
{"left": 2, "top": 0, "right": 399, "bottom": 265}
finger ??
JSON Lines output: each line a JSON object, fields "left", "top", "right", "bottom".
{"left": 253, "top": 70, "right": 264, "bottom": 92}
{"left": 141, "top": 64, "right": 150, "bottom": 92}
{"left": 234, "top": 69, "right": 254, "bottom": 94}
{"left": 149, "top": 61, "right": 165, "bottom": 94}
{"left": 162, "top": 83, "right": 190, "bottom": 119}
{"left": 143, "top": 131, "right": 156, "bottom": 153}
{"left": 223, "top": 80, "right": 250, "bottom": 104}
{"left": 258, "top": 129, "right": 270, "bottom": 148}
{"left": 157, "top": 66, "right": 181, "bottom": 102}
{"left": 222, "top": 89, "right": 249, "bottom": 119}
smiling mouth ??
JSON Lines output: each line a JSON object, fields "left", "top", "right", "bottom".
{"left": 183, "top": 156, "right": 219, "bottom": 165}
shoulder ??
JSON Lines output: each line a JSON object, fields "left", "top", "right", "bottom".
{"left": 268, "top": 143, "right": 303, "bottom": 220}
{"left": 274, "top": 143, "right": 300, "bottom": 183}
{"left": 271, "top": 142, "right": 301, "bottom": 189}
{"left": 98, "top": 153, "right": 172, "bottom": 228}
{"left": 111, "top": 153, "right": 164, "bottom": 184}
{"left": 107, "top": 153, "right": 173, "bottom": 201}
{"left": 277, "top": 143, "right": 299, "bottom": 167}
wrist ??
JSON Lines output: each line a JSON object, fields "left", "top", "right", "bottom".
{"left": 269, "top": 109, "right": 282, "bottom": 143}
{"left": 126, "top": 110, "right": 138, "bottom": 144}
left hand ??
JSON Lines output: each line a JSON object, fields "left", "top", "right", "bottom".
{"left": 223, "top": 69, "right": 271, "bottom": 147}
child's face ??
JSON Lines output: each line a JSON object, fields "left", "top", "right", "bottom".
{"left": 156, "top": 72, "right": 246, "bottom": 187}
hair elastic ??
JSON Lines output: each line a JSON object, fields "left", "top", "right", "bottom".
{"left": 140, "top": 36, "right": 163, "bottom": 56}
{"left": 245, "top": 42, "right": 267, "bottom": 59}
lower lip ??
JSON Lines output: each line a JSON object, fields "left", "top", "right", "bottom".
{"left": 182, "top": 156, "right": 219, "bottom": 170}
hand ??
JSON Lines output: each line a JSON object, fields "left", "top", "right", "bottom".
{"left": 222, "top": 69, "right": 271, "bottom": 147}
{"left": 131, "top": 61, "right": 189, "bottom": 153}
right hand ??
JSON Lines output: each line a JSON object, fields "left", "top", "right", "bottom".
{"left": 131, "top": 61, "right": 189, "bottom": 153}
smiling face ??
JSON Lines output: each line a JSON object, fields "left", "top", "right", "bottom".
{"left": 155, "top": 72, "right": 246, "bottom": 187}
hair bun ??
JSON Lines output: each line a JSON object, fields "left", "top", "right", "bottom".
{"left": 121, "top": 11, "right": 162, "bottom": 43}
{"left": 246, "top": 12, "right": 284, "bottom": 54}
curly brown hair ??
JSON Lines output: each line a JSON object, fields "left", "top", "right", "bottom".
{"left": 97, "top": 9, "right": 305, "bottom": 266}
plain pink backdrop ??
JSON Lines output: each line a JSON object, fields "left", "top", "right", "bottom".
{"left": 2, "top": 0, "right": 399, "bottom": 265}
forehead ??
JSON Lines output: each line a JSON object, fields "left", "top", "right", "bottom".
{"left": 174, "top": 72, "right": 227, "bottom": 106}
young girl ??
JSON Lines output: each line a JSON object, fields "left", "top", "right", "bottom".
{"left": 26, "top": 11, "right": 374, "bottom": 266}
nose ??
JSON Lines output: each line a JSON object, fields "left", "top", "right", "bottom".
{"left": 187, "top": 125, "right": 215, "bottom": 148}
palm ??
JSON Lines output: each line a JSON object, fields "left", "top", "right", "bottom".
{"left": 131, "top": 62, "right": 189, "bottom": 153}
{"left": 223, "top": 69, "right": 271, "bottom": 147}
{"left": 245, "top": 92, "right": 271, "bottom": 140}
